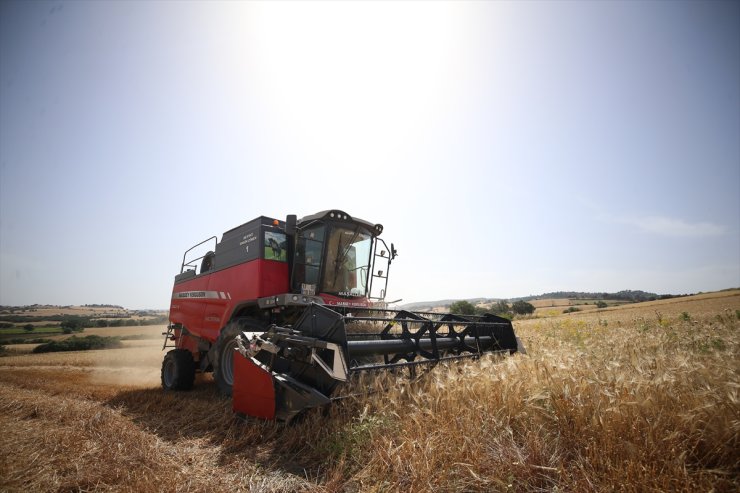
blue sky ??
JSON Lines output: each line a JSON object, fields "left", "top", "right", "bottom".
{"left": 1, "top": 1, "right": 738, "bottom": 309}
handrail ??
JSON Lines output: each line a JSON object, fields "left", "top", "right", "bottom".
{"left": 180, "top": 236, "right": 217, "bottom": 273}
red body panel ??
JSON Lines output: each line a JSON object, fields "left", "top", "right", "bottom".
{"left": 169, "top": 259, "right": 289, "bottom": 343}
{"left": 232, "top": 353, "right": 276, "bottom": 420}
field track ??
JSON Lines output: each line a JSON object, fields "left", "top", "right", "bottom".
{"left": 1, "top": 291, "right": 738, "bottom": 492}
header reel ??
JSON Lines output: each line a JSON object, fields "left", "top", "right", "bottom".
{"left": 232, "top": 303, "right": 523, "bottom": 422}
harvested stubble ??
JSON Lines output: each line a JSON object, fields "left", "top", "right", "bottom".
{"left": 0, "top": 292, "right": 738, "bottom": 492}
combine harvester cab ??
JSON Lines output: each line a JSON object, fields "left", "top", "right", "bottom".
{"left": 162, "top": 209, "right": 523, "bottom": 422}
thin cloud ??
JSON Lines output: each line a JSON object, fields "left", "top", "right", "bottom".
{"left": 629, "top": 216, "right": 726, "bottom": 238}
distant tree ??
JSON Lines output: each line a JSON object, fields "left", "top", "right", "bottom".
{"left": 96, "top": 319, "right": 109, "bottom": 327}
{"left": 450, "top": 300, "right": 476, "bottom": 315}
{"left": 596, "top": 301, "right": 608, "bottom": 308}
{"left": 23, "top": 324, "right": 34, "bottom": 332}
{"left": 492, "top": 300, "right": 511, "bottom": 314}
{"left": 512, "top": 301, "right": 535, "bottom": 315}
{"left": 60, "top": 316, "right": 86, "bottom": 332}
{"left": 60, "top": 318, "right": 81, "bottom": 331}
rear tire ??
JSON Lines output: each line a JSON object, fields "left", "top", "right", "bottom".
{"left": 213, "top": 318, "right": 265, "bottom": 396}
{"left": 161, "top": 349, "right": 196, "bottom": 390}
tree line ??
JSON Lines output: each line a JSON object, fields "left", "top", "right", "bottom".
{"left": 524, "top": 290, "right": 687, "bottom": 303}
{"left": 0, "top": 314, "right": 169, "bottom": 331}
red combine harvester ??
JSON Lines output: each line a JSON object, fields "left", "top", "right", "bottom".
{"left": 162, "top": 210, "right": 522, "bottom": 422}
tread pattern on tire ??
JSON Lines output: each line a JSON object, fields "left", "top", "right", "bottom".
{"left": 162, "top": 348, "right": 196, "bottom": 391}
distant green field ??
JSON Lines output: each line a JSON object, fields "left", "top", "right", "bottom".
{"left": 0, "top": 326, "right": 64, "bottom": 337}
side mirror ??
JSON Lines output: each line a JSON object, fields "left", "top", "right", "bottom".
{"left": 286, "top": 214, "right": 297, "bottom": 235}
{"left": 391, "top": 243, "right": 398, "bottom": 260}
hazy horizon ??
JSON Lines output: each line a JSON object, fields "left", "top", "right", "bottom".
{"left": 1, "top": 287, "right": 735, "bottom": 312}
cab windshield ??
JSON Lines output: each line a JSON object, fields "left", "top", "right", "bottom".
{"left": 322, "top": 226, "right": 372, "bottom": 297}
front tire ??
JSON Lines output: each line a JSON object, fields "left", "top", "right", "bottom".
{"left": 213, "top": 318, "right": 265, "bottom": 396}
{"left": 161, "top": 349, "right": 196, "bottom": 390}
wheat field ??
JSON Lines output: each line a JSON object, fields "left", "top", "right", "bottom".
{"left": 1, "top": 291, "right": 738, "bottom": 492}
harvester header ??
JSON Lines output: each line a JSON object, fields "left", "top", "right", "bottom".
{"left": 162, "top": 209, "right": 522, "bottom": 421}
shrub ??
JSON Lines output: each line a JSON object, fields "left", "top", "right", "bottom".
{"left": 23, "top": 324, "right": 34, "bottom": 332}
{"left": 60, "top": 316, "right": 87, "bottom": 332}
{"left": 3, "top": 338, "right": 53, "bottom": 345}
{"left": 563, "top": 307, "right": 581, "bottom": 314}
{"left": 492, "top": 300, "right": 511, "bottom": 314}
{"left": 449, "top": 300, "right": 476, "bottom": 315}
{"left": 596, "top": 300, "right": 608, "bottom": 308}
{"left": 32, "top": 335, "right": 123, "bottom": 353}
{"left": 512, "top": 301, "right": 535, "bottom": 315}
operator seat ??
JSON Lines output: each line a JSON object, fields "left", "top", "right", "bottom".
{"left": 200, "top": 251, "right": 215, "bottom": 274}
